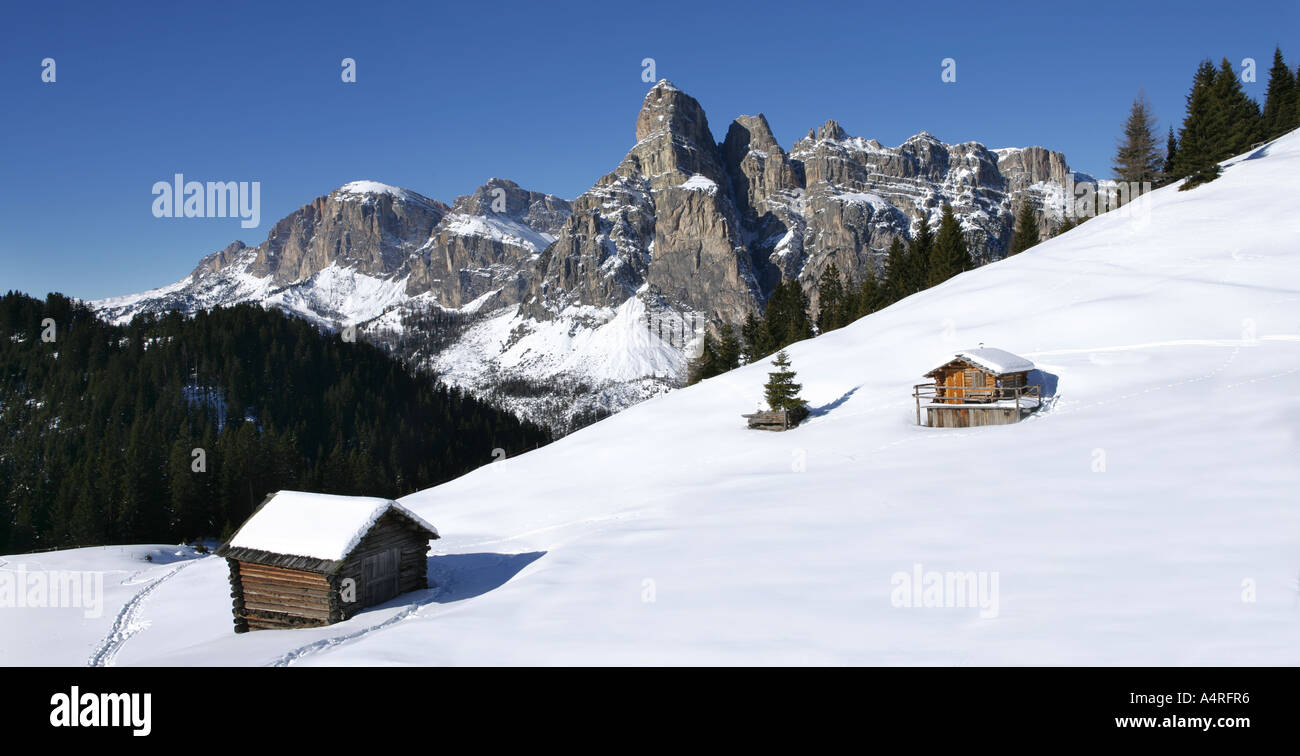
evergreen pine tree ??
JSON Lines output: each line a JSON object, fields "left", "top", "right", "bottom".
{"left": 853, "top": 274, "right": 879, "bottom": 319}
{"left": 1261, "top": 47, "right": 1297, "bottom": 140}
{"left": 1009, "top": 202, "right": 1039, "bottom": 255}
{"left": 688, "top": 322, "right": 742, "bottom": 385}
{"left": 763, "top": 280, "right": 814, "bottom": 350}
{"left": 69, "top": 482, "right": 105, "bottom": 545}
{"left": 1211, "top": 57, "right": 1262, "bottom": 158}
{"left": 763, "top": 282, "right": 790, "bottom": 348}
{"left": 716, "top": 323, "right": 741, "bottom": 372}
{"left": 1160, "top": 127, "right": 1178, "bottom": 186}
{"left": 169, "top": 436, "right": 209, "bottom": 540}
{"left": 1295, "top": 64, "right": 1300, "bottom": 131}
{"left": 762, "top": 350, "right": 807, "bottom": 423}
{"left": 816, "top": 264, "right": 846, "bottom": 333}
{"left": 686, "top": 333, "right": 719, "bottom": 385}
{"left": 1113, "top": 92, "right": 1164, "bottom": 186}
{"left": 883, "top": 236, "right": 909, "bottom": 302}
{"left": 929, "top": 204, "right": 972, "bottom": 285}
{"left": 1174, "top": 60, "right": 1222, "bottom": 185}
{"left": 740, "top": 312, "right": 772, "bottom": 363}
{"left": 903, "top": 219, "right": 933, "bottom": 295}
{"left": 791, "top": 282, "right": 814, "bottom": 343}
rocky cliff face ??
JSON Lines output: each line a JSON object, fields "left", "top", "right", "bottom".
{"left": 94, "top": 80, "right": 1089, "bottom": 431}
{"left": 523, "top": 81, "right": 1091, "bottom": 325}
{"left": 994, "top": 146, "right": 1091, "bottom": 239}
{"left": 249, "top": 182, "right": 450, "bottom": 284}
{"left": 526, "top": 82, "right": 759, "bottom": 326}
{"left": 408, "top": 178, "right": 570, "bottom": 310}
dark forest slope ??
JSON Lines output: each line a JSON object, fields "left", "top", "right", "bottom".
{"left": 0, "top": 292, "right": 549, "bottom": 553}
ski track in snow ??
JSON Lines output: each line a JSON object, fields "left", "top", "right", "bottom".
{"left": 268, "top": 590, "right": 444, "bottom": 667}
{"left": 262, "top": 517, "right": 622, "bottom": 665}
{"left": 121, "top": 566, "right": 165, "bottom": 586}
{"left": 267, "top": 543, "right": 551, "bottom": 666}
{"left": 87, "top": 560, "right": 200, "bottom": 667}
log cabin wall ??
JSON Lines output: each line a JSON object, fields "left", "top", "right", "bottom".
{"left": 229, "top": 559, "right": 339, "bottom": 632}
{"left": 932, "top": 364, "right": 979, "bottom": 403}
{"left": 336, "top": 512, "right": 431, "bottom": 620}
{"left": 931, "top": 363, "right": 1029, "bottom": 403}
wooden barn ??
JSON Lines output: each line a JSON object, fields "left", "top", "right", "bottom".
{"left": 214, "top": 491, "right": 439, "bottom": 633}
{"left": 912, "top": 347, "right": 1042, "bottom": 427}
{"left": 742, "top": 408, "right": 805, "bottom": 431}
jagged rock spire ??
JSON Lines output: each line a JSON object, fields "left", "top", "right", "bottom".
{"left": 630, "top": 79, "right": 727, "bottom": 187}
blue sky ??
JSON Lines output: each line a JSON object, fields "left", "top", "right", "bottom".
{"left": 2, "top": 0, "right": 1296, "bottom": 300}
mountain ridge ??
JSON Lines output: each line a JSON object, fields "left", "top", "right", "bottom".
{"left": 94, "top": 80, "right": 1095, "bottom": 431}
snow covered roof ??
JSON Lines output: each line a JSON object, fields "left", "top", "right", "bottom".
{"left": 928, "top": 347, "right": 1035, "bottom": 376}
{"left": 226, "top": 491, "right": 438, "bottom": 562}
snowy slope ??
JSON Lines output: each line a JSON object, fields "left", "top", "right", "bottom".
{"left": 6, "top": 132, "right": 1300, "bottom": 665}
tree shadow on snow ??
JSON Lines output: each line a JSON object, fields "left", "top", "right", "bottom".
{"left": 807, "top": 386, "right": 860, "bottom": 418}
{"left": 426, "top": 551, "right": 546, "bottom": 603}
{"left": 1243, "top": 143, "right": 1272, "bottom": 161}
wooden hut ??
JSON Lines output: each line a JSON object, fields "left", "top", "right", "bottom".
{"left": 214, "top": 491, "right": 439, "bottom": 633}
{"left": 742, "top": 408, "right": 802, "bottom": 431}
{"left": 913, "top": 347, "right": 1042, "bottom": 427}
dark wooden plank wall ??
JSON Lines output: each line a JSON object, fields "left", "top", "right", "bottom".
{"left": 228, "top": 559, "right": 340, "bottom": 632}
{"left": 336, "top": 512, "right": 431, "bottom": 619}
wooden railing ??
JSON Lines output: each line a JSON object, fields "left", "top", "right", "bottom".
{"left": 912, "top": 383, "right": 1041, "bottom": 425}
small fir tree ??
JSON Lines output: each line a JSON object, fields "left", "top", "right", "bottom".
{"left": 1160, "top": 126, "right": 1178, "bottom": 186}
{"left": 929, "top": 204, "right": 972, "bottom": 285}
{"left": 816, "top": 264, "right": 846, "bottom": 333}
{"left": 1009, "top": 202, "right": 1039, "bottom": 255}
{"left": 1261, "top": 47, "right": 1297, "bottom": 140}
{"left": 763, "top": 350, "right": 807, "bottom": 423}
{"left": 883, "top": 236, "right": 909, "bottom": 302}
{"left": 1173, "top": 60, "right": 1220, "bottom": 184}
{"left": 1113, "top": 91, "right": 1164, "bottom": 186}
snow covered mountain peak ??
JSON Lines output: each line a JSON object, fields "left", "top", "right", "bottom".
{"left": 337, "top": 180, "right": 422, "bottom": 199}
